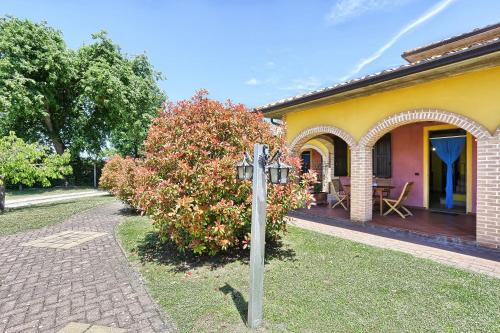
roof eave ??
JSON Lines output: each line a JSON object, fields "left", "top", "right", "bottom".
{"left": 256, "top": 40, "right": 500, "bottom": 117}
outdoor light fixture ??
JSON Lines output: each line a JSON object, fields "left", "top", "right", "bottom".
{"left": 267, "top": 151, "right": 291, "bottom": 185}
{"left": 234, "top": 145, "right": 292, "bottom": 329}
{"left": 236, "top": 152, "right": 254, "bottom": 181}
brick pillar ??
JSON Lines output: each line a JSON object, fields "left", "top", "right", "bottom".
{"left": 476, "top": 130, "right": 500, "bottom": 249}
{"left": 322, "top": 161, "right": 331, "bottom": 192}
{"left": 350, "top": 145, "right": 373, "bottom": 222}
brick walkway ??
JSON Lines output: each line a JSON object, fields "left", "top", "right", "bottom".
{"left": 0, "top": 202, "right": 175, "bottom": 333}
{"left": 290, "top": 216, "right": 500, "bottom": 279}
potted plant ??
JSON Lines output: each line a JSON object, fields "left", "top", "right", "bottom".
{"left": 311, "top": 182, "right": 327, "bottom": 205}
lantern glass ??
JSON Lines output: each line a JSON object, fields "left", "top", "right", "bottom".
{"left": 237, "top": 165, "right": 245, "bottom": 180}
{"left": 245, "top": 164, "right": 254, "bottom": 180}
{"left": 268, "top": 159, "right": 291, "bottom": 184}
{"left": 269, "top": 166, "right": 279, "bottom": 184}
{"left": 279, "top": 167, "right": 289, "bottom": 184}
{"left": 236, "top": 156, "right": 253, "bottom": 181}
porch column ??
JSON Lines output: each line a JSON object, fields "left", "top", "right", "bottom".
{"left": 476, "top": 130, "right": 500, "bottom": 249}
{"left": 330, "top": 152, "right": 335, "bottom": 180}
{"left": 350, "top": 145, "right": 373, "bottom": 222}
{"left": 322, "top": 161, "right": 330, "bottom": 192}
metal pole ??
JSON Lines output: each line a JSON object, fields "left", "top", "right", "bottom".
{"left": 247, "top": 144, "right": 268, "bottom": 329}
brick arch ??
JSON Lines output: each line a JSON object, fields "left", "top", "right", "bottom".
{"left": 290, "top": 125, "right": 356, "bottom": 153}
{"left": 359, "top": 109, "right": 492, "bottom": 147}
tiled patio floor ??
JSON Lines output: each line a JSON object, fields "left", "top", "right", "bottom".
{"left": 295, "top": 204, "right": 476, "bottom": 242}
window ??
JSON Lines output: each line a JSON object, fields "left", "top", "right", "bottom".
{"left": 300, "top": 151, "right": 311, "bottom": 174}
{"left": 373, "top": 133, "right": 391, "bottom": 178}
{"left": 333, "top": 137, "right": 348, "bottom": 176}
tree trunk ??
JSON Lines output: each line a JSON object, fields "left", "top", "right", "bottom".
{"left": 43, "top": 113, "right": 65, "bottom": 154}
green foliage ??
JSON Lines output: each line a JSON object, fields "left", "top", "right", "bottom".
{"left": 0, "top": 132, "right": 72, "bottom": 186}
{"left": 0, "top": 16, "right": 165, "bottom": 157}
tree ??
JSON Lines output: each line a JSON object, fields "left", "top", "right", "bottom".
{"left": 101, "top": 91, "right": 315, "bottom": 255}
{"left": 0, "top": 16, "right": 165, "bottom": 158}
{"left": 0, "top": 132, "right": 72, "bottom": 187}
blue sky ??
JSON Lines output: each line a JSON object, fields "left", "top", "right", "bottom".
{"left": 2, "top": 0, "right": 499, "bottom": 107}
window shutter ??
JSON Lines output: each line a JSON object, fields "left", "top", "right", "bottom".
{"left": 333, "top": 137, "right": 348, "bottom": 177}
{"left": 373, "top": 133, "right": 391, "bottom": 178}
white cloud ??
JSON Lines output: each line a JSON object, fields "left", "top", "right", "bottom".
{"left": 280, "top": 76, "right": 322, "bottom": 92}
{"left": 245, "top": 78, "right": 261, "bottom": 85}
{"left": 327, "top": 0, "right": 411, "bottom": 25}
{"left": 339, "top": 0, "right": 456, "bottom": 82}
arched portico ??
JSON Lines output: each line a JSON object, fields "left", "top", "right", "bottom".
{"left": 301, "top": 142, "right": 330, "bottom": 192}
{"left": 290, "top": 125, "right": 355, "bottom": 201}
{"left": 349, "top": 109, "right": 498, "bottom": 248}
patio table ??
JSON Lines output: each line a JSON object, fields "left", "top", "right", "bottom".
{"left": 343, "top": 185, "right": 395, "bottom": 216}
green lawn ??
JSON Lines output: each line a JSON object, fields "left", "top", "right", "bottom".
{"left": 0, "top": 196, "right": 115, "bottom": 236}
{"left": 5, "top": 186, "right": 95, "bottom": 199}
{"left": 119, "top": 216, "right": 500, "bottom": 333}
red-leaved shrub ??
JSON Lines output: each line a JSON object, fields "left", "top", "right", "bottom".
{"left": 100, "top": 155, "right": 141, "bottom": 207}
{"left": 131, "top": 91, "right": 314, "bottom": 255}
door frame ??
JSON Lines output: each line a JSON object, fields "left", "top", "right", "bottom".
{"left": 423, "top": 124, "right": 473, "bottom": 212}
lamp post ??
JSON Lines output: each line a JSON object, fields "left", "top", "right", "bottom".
{"left": 235, "top": 144, "right": 291, "bottom": 329}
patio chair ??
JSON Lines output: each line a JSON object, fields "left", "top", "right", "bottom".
{"left": 330, "top": 179, "right": 349, "bottom": 210}
{"left": 383, "top": 182, "right": 414, "bottom": 219}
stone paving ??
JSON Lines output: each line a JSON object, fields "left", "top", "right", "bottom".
{"left": 0, "top": 202, "right": 175, "bottom": 333}
{"left": 5, "top": 191, "right": 108, "bottom": 209}
{"left": 290, "top": 215, "right": 500, "bottom": 278}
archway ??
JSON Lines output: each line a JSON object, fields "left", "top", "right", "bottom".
{"left": 290, "top": 125, "right": 355, "bottom": 209}
{"left": 350, "top": 109, "right": 494, "bottom": 247}
{"left": 290, "top": 125, "right": 357, "bottom": 153}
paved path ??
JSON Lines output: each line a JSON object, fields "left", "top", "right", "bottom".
{"left": 290, "top": 216, "right": 500, "bottom": 278}
{"left": 0, "top": 202, "right": 175, "bottom": 333}
{"left": 5, "top": 191, "right": 109, "bottom": 209}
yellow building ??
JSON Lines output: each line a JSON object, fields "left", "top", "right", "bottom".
{"left": 256, "top": 23, "right": 500, "bottom": 249}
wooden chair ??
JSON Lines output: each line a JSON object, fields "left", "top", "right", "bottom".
{"left": 383, "top": 182, "right": 414, "bottom": 219}
{"left": 330, "top": 179, "right": 350, "bottom": 211}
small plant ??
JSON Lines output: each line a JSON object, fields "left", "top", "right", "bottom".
{"left": 313, "top": 182, "right": 323, "bottom": 193}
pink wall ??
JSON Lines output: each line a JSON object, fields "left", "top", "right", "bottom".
{"left": 390, "top": 122, "right": 477, "bottom": 212}
{"left": 310, "top": 149, "right": 322, "bottom": 168}
{"left": 390, "top": 123, "right": 426, "bottom": 207}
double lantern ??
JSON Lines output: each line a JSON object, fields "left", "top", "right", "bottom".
{"left": 235, "top": 149, "right": 291, "bottom": 184}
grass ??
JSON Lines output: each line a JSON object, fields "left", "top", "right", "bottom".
{"left": 118, "top": 216, "right": 500, "bottom": 333}
{"left": 0, "top": 196, "right": 116, "bottom": 236}
{"left": 5, "top": 186, "right": 95, "bottom": 199}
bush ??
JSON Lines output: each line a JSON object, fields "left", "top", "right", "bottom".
{"left": 131, "top": 91, "right": 314, "bottom": 255}
{"left": 100, "top": 155, "right": 140, "bottom": 206}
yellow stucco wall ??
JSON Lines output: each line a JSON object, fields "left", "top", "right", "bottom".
{"left": 302, "top": 139, "right": 329, "bottom": 157}
{"left": 284, "top": 66, "right": 500, "bottom": 143}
